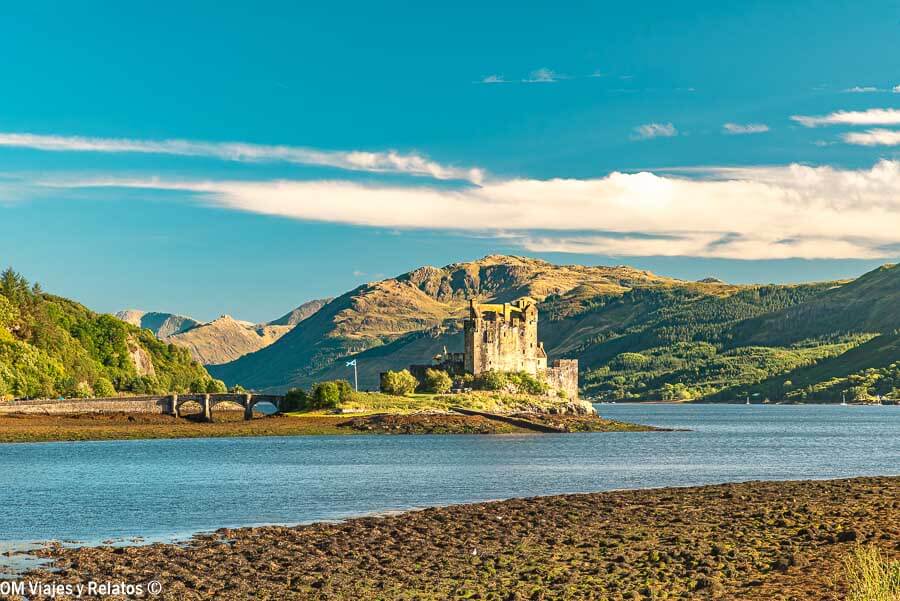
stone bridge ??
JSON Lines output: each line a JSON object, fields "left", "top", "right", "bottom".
{"left": 171, "top": 393, "right": 284, "bottom": 421}
{"left": 0, "top": 393, "right": 285, "bottom": 421}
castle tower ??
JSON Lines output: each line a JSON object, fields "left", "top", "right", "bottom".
{"left": 464, "top": 297, "right": 547, "bottom": 375}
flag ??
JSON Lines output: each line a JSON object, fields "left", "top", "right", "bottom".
{"left": 346, "top": 359, "right": 357, "bottom": 367}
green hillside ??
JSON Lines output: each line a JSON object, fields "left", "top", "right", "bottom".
{"left": 211, "top": 256, "right": 899, "bottom": 402}
{"left": 0, "top": 268, "right": 221, "bottom": 400}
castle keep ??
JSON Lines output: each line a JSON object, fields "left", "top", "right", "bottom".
{"left": 410, "top": 297, "right": 578, "bottom": 399}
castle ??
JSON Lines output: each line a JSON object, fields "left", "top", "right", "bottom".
{"left": 409, "top": 297, "right": 578, "bottom": 399}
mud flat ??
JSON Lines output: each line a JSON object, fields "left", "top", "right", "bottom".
{"left": 17, "top": 477, "right": 898, "bottom": 600}
{"left": 0, "top": 411, "right": 660, "bottom": 443}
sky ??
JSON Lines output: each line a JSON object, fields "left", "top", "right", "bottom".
{"left": 1, "top": 0, "right": 899, "bottom": 322}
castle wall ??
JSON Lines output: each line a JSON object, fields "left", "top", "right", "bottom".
{"left": 464, "top": 300, "right": 547, "bottom": 376}
{"left": 541, "top": 359, "right": 579, "bottom": 400}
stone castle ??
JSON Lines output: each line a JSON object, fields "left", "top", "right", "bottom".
{"left": 410, "top": 297, "right": 578, "bottom": 399}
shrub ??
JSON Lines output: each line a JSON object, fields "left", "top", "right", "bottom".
{"left": 380, "top": 369, "right": 418, "bottom": 396}
{"left": 476, "top": 370, "right": 508, "bottom": 391}
{"left": 311, "top": 381, "right": 341, "bottom": 408}
{"left": 474, "top": 370, "right": 549, "bottom": 395}
{"left": 206, "top": 379, "right": 227, "bottom": 393}
{"left": 283, "top": 387, "right": 310, "bottom": 411}
{"left": 844, "top": 544, "right": 900, "bottom": 601}
{"left": 334, "top": 379, "right": 354, "bottom": 400}
{"left": 507, "top": 371, "right": 549, "bottom": 395}
{"left": 73, "top": 381, "right": 93, "bottom": 398}
{"left": 93, "top": 377, "right": 116, "bottom": 397}
{"left": 423, "top": 368, "right": 452, "bottom": 394}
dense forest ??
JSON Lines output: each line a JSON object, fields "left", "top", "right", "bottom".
{"left": 576, "top": 265, "right": 899, "bottom": 402}
{"left": 0, "top": 268, "right": 223, "bottom": 400}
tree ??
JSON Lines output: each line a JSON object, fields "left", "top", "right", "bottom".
{"left": 312, "top": 381, "right": 342, "bottom": 408}
{"left": 94, "top": 377, "right": 116, "bottom": 397}
{"left": 476, "top": 370, "right": 508, "bottom": 391}
{"left": 283, "top": 387, "right": 309, "bottom": 411}
{"left": 380, "top": 369, "right": 418, "bottom": 396}
{"left": 206, "top": 379, "right": 227, "bottom": 393}
{"left": 423, "top": 368, "right": 452, "bottom": 394}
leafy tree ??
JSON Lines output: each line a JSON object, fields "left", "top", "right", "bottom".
{"left": 283, "top": 387, "right": 310, "bottom": 411}
{"left": 423, "top": 368, "right": 452, "bottom": 394}
{"left": 475, "top": 370, "right": 508, "bottom": 391}
{"left": 312, "top": 381, "right": 342, "bottom": 407}
{"left": 380, "top": 369, "right": 418, "bottom": 396}
{"left": 94, "top": 377, "right": 116, "bottom": 397}
{"left": 206, "top": 379, "right": 227, "bottom": 393}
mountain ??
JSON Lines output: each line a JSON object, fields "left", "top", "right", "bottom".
{"left": 268, "top": 298, "right": 332, "bottom": 327}
{"left": 118, "top": 299, "right": 331, "bottom": 365}
{"left": 730, "top": 264, "right": 899, "bottom": 345}
{"left": 211, "top": 255, "right": 900, "bottom": 403}
{"left": 116, "top": 310, "right": 200, "bottom": 338}
{"left": 166, "top": 316, "right": 292, "bottom": 365}
{"left": 208, "top": 255, "right": 719, "bottom": 391}
{"left": 1, "top": 268, "right": 218, "bottom": 399}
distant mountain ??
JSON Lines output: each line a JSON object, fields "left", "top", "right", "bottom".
{"left": 211, "top": 255, "right": 900, "bottom": 403}
{"left": 166, "top": 316, "right": 292, "bottom": 365}
{"left": 115, "top": 310, "right": 200, "bottom": 338}
{"left": 268, "top": 298, "right": 332, "bottom": 327}
{"left": 1, "top": 268, "right": 217, "bottom": 399}
{"left": 119, "top": 299, "right": 331, "bottom": 365}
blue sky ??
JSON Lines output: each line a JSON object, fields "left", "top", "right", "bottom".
{"left": 1, "top": 1, "right": 899, "bottom": 322}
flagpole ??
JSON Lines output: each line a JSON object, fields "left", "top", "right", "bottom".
{"left": 347, "top": 359, "right": 359, "bottom": 391}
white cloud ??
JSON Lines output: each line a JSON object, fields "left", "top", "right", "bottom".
{"left": 523, "top": 68, "right": 558, "bottom": 83}
{"left": 843, "top": 129, "right": 900, "bottom": 146}
{"left": 843, "top": 86, "right": 882, "bottom": 93}
{"left": 37, "top": 160, "right": 900, "bottom": 260}
{"left": 791, "top": 108, "right": 900, "bottom": 127}
{"left": 632, "top": 123, "right": 677, "bottom": 140}
{"left": 480, "top": 74, "right": 506, "bottom": 84}
{"left": 0, "top": 132, "right": 484, "bottom": 184}
{"left": 722, "top": 123, "right": 770, "bottom": 135}
{"left": 893, "top": 84, "right": 900, "bottom": 93}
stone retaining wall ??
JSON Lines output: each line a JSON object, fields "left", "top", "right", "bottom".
{"left": 0, "top": 396, "right": 170, "bottom": 415}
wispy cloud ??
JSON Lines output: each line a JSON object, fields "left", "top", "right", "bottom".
{"left": 843, "top": 129, "right": 900, "bottom": 146}
{"left": 894, "top": 84, "right": 900, "bottom": 93}
{"left": 479, "top": 74, "right": 506, "bottom": 84}
{"left": 523, "top": 68, "right": 559, "bottom": 83}
{"left": 632, "top": 123, "right": 677, "bottom": 140}
{"left": 722, "top": 123, "right": 770, "bottom": 135}
{"left": 31, "top": 160, "right": 900, "bottom": 260}
{"left": 0, "top": 132, "right": 485, "bottom": 184}
{"left": 791, "top": 108, "right": 900, "bottom": 127}
{"left": 843, "top": 86, "right": 883, "bottom": 93}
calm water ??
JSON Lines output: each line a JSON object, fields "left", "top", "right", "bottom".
{"left": 1, "top": 404, "right": 897, "bottom": 562}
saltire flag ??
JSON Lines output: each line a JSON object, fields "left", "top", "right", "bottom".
{"left": 346, "top": 359, "right": 357, "bottom": 367}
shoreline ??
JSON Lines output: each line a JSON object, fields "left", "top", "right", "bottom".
{"left": 16, "top": 476, "right": 899, "bottom": 599}
{"left": 0, "top": 411, "right": 664, "bottom": 444}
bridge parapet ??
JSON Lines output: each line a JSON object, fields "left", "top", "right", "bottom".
{"left": 1, "top": 393, "right": 284, "bottom": 421}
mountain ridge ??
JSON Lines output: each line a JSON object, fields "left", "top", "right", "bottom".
{"left": 210, "top": 255, "right": 898, "bottom": 402}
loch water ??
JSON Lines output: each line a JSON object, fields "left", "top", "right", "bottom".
{"left": 1, "top": 403, "right": 897, "bottom": 571}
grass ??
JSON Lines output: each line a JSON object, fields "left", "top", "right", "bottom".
{"left": 844, "top": 544, "right": 900, "bottom": 601}
{"left": 291, "top": 390, "right": 590, "bottom": 416}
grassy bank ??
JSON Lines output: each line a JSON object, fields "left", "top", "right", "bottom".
{"left": 23, "top": 477, "right": 899, "bottom": 600}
